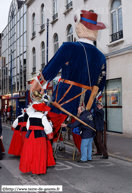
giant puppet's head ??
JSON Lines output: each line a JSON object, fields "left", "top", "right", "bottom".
{"left": 74, "top": 10, "right": 106, "bottom": 41}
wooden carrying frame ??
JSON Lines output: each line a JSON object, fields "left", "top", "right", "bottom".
{"left": 53, "top": 126, "right": 78, "bottom": 161}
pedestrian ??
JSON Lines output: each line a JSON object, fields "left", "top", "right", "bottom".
{"left": 19, "top": 103, "right": 55, "bottom": 174}
{"left": 61, "top": 106, "right": 96, "bottom": 162}
{"left": 93, "top": 101, "right": 108, "bottom": 159}
{"left": 3, "top": 109, "right": 6, "bottom": 122}
{"left": 30, "top": 10, "right": 107, "bottom": 141}
{"left": 0, "top": 110, "right": 3, "bottom": 169}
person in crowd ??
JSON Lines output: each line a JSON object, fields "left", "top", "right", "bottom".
{"left": 30, "top": 10, "right": 107, "bottom": 145}
{"left": 0, "top": 110, "right": 3, "bottom": 169}
{"left": 61, "top": 106, "right": 96, "bottom": 162}
{"left": 3, "top": 109, "right": 6, "bottom": 122}
{"left": 19, "top": 103, "right": 55, "bottom": 174}
{"left": 8, "top": 112, "right": 25, "bottom": 156}
{"left": 93, "top": 101, "right": 108, "bottom": 159}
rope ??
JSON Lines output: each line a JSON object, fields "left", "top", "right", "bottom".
{"left": 78, "top": 41, "right": 92, "bottom": 90}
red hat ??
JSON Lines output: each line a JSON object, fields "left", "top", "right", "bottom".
{"left": 75, "top": 10, "right": 106, "bottom": 30}
{"left": 32, "top": 103, "right": 51, "bottom": 112}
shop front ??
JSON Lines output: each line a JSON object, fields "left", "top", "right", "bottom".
{"left": 102, "top": 78, "right": 122, "bottom": 133}
{"left": 1, "top": 91, "right": 27, "bottom": 121}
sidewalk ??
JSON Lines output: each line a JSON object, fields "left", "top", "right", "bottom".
{"left": 2, "top": 122, "right": 132, "bottom": 162}
{"left": 106, "top": 132, "right": 132, "bottom": 162}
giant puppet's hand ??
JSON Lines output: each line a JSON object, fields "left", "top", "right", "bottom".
{"left": 30, "top": 79, "right": 44, "bottom": 95}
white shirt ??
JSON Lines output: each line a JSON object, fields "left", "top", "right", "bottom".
{"left": 26, "top": 111, "right": 52, "bottom": 135}
{"left": 12, "top": 114, "right": 23, "bottom": 128}
{"left": 78, "top": 38, "right": 94, "bottom": 46}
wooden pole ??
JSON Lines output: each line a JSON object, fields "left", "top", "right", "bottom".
{"left": 33, "top": 91, "right": 96, "bottom": 132}
{"left": 51, "top": 101, "right": 96, "bottom": 132}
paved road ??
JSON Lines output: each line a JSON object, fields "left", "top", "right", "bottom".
{"left": 1, "top": 125, "right": 132, "bottom": 193}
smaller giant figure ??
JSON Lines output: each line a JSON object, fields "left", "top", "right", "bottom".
{"left": 19, "top": 103, "right": 55, "bottom": 174}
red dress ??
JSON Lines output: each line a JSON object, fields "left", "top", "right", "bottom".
{"left": 71, "top": 118, "right": 81, "bottom": 152}
{"left": 20, "top": 112, "right": 28, "bottom": 144}
{"left": 8, "top": 115, "right": 24, "bottom": 156}
{"left": 19, "top": 112, "right": 55, "bottom": 174}
{"left": 47, "top": 112, "right": 67, "bottom": 142}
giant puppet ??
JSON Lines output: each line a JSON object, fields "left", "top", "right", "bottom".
{"left": 30, "top": 10, "right": 106, "bottom": 135}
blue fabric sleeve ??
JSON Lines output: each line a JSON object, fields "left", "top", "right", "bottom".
{"left": 42, "top": 43, "right": 69, "bottom": 81}
{"left": 72, "top": 127, "right": 80, "bottom": 135}
{"left": 67, "top": 120, "right": 81, "bottom": 129}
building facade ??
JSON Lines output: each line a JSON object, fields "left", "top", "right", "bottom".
{"left": 1, "top": 0, "right": 27, "bottom": 118}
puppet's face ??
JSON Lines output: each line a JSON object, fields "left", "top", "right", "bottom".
{"left": 75, "top": 22, "right": 98, "bottom": 41}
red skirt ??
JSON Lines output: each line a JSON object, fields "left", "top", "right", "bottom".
{"left": 8, "top": 130, "right": 23, "bottom": 156}
{"left": 21, "top": 131, "right": 27, "bottom": 143}
{"left": 71, "top": 118, "right": 82, "bottom": 152}
{"left": 47, "top": 140, "right": 56, "bottom": 167}
{"left": 72, "top": 132, "right": 82, "bottom": 152}
{"left": 47, "top": 112, "right": 67, "bottom": 135}
{"left": 19, "top": 131, "right": 48, "bottom": 174}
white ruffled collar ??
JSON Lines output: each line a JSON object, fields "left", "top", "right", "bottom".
{"left": 78, "top": 38, "right": 94, "bottom": 46}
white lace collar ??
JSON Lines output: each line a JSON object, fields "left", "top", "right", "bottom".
{"left": 78, "top": 38, "right": 94, "bottom": 46}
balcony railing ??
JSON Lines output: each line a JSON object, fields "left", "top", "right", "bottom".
{"left": 32, "top": 67, "right": 36, "bottom": 73}
{"left": 53, "top": 13, "right": 58, "bottom": 21}
{"left": 32, "top": 31, "right": 36, "bottom": 37}
{"left": 41, "top": 63, "right": 45, "bottom": 69}
{"left": 66, "top": 1, "right": 73, "bottom": 10}
{"left": 110, "top": 30, "right": 123, "bottom": 43}
{"left": 40, "top": 24, "right": 45, "bottom": 31}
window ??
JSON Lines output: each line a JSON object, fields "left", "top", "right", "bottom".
{"left": 110, "top": 0, "right": 123, "bottom": 42}
{"left": 66, "top": 0, "right": 72, "bottom": 10}
{"left": 67, "top": 0, "right": 72, "bottom": 3}
{"left": 41, "top": 4, "right": 45, "bottom": 30}
{"left": 54, "top": 34, "right": 59, "bottom": 54}
{"left": 53, "top": 0, "right": 58, "bottom": 21}
{"left": 23, "top": 52, "right": 26, "bottom": 90}
{"left": 32, "top": 48, "right": 36, "bottom": 72}
{"left": 32, "top": 13, "right": 36, "bottom": 36}
{"left": 24, "top": 33, "right": 26, "bottom": 52}
{"left": 67, "top": 25, "right": 73, "bottom": 42}
{"left": 102, "top": 78, "right": 122, "bottom": 133}
{"left": 41, "top": 42, "right": 45, "bottom": 69}
{"left": 20, "top": 55, "right": 23, "bottom": 90}
{"left": 24, "top": 14, "right": 26, "bottom": 32}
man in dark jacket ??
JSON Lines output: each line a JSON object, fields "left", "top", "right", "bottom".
{"left": 93, "top": 101, "right": 108, "bottom": 159}
{"left": 61, "top": 106, "right": 96, "bottom": 163}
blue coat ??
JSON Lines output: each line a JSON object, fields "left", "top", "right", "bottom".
{"left": 67, "top": 110, "right": 96, "bottom": 139}
{"left": 42, "top": 41, "right": 106, "bottom": 115}
{"left": 93, "top": 107, "right": 104, "bottom": 131}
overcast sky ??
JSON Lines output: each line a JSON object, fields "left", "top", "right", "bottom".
{"left": 0, "top": 0, "right": 13, "bottom": 32}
